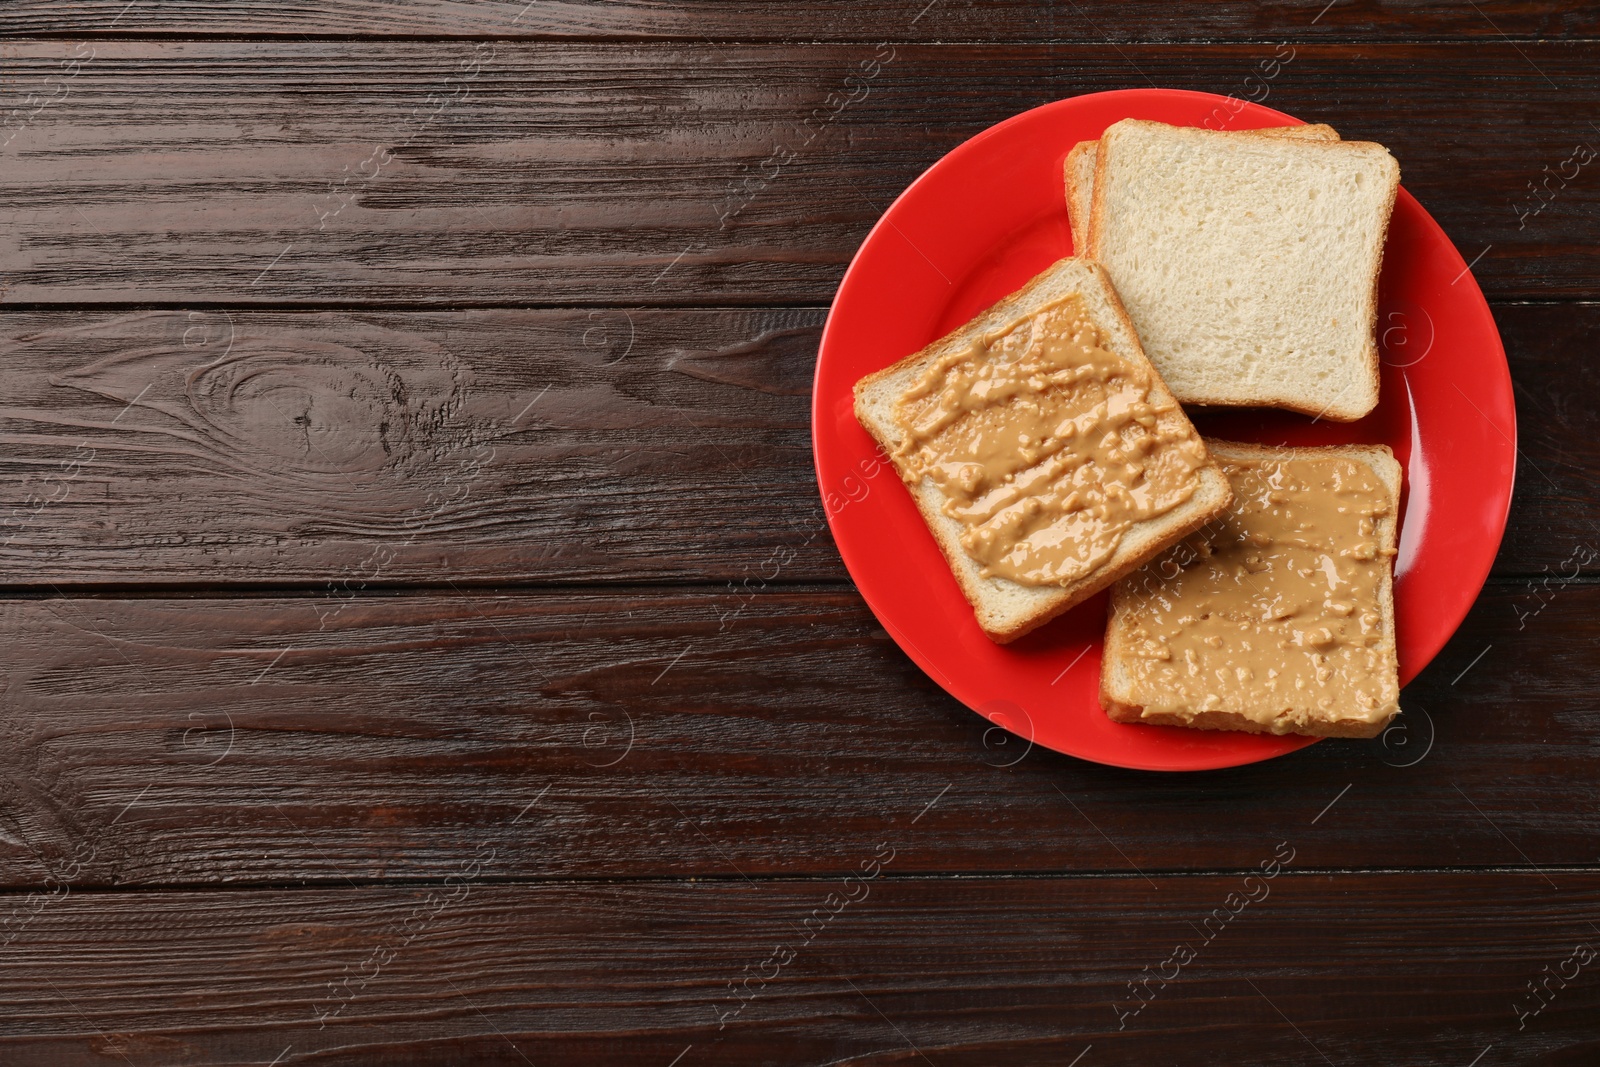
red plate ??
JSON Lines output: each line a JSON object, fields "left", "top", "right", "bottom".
{"left": 812, "top": 89, "right": 1516, "bottom": 771}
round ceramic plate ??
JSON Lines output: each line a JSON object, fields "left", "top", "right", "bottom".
{"left": 812, "top": 88, "right": 1517, "bottom": 771}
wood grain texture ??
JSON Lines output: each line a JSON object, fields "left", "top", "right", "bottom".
{"left": 0, "top": 12, "right": 1591, "bottom": 1064}
{"left": 1495, "top": 303, "right": 1600, "bottom": 576}
{"left": 1491, "top": 300, "right": 1600, "bottom": 575}
{"left": 3, "top": 1, "right": 1597, "bottom": 41}
{"left": 0, "top": 303, "right": 1586, "bottom": 586}
{"left": 0, "top": 581, "right": 1594, "bottom": 887}
{"left": 0, "top": 42, "right": 1597, "bottom": 305}
{"left": 1, "top": 873, "right": 1596, "bottom": 1063}
{"left": 0, "top": 308, "right": 832, "bottom": 585}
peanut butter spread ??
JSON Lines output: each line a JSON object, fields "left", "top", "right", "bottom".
{"left": 1116, "top": 453, "right": 1399, "bottom": 727}
{"left": 889, "top": 296, "right": 1209, "bottom": 586}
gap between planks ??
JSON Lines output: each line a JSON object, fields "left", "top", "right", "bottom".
{"left": 3, "top": 864, "right": 1598, "bottom": 897}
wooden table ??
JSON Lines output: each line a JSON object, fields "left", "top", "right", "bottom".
{"left": 0, "top": 3, "right": 1596, "bottom": 1063}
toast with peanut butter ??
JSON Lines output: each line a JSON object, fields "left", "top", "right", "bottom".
{"left": 1101, "top": 440, "right": 1402, "bottom": 738}
{"left": 1063, "top": 123, "right": 1339, "bottom": 245}
{"left": 853, "top": 258, "right": 1234, "bottom": 643}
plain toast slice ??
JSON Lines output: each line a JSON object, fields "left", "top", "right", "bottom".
{"left": 1087, "top": 119, "right": 1399, "bottom": 421}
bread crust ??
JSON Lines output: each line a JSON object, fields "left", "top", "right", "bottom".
{"left": 852, "top": 258, "right": 1233, "bottom": 643}
{"left": 1063, "top": 140, "right": 1097, "bottom": 242}
{"left": 1066, "top": 122, "right": 1339, "bottom": 247}
{"left": 1100, "top": 440, "right": 1403, "bottom": 737}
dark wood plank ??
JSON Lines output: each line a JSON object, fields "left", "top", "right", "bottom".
{"left": 2, "top": 872, "right": 1596, "bottom": 1063}
{"left": 3, "top": 1, "right": 1596, "bottom": 40}
{"left": 0, "top": 304, "right": 1586, "bottom": 586}
{"left": 1494, "top": 303, "right": 1600, "bottom": 576}
{"left": 0, "top": 42, "right": 1598, "bottom": 304}
{"left": 0, "top": 308, "right": 832, "bottom": 585}
{"left": 0, "top": 581, "right": 1595, "bottom": 886}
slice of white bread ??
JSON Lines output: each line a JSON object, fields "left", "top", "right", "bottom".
{"left": 853, "top": 258, "right": 1234, "bottom": 643}
{"left": 1064, "top": 124, "right": 1339, "bottom": 244}
{"left": 1101, "top": 440, "right": 1402, "bottom": 738}
{"left": 1087, "top": 119, "right": 1399, "bottom": 422}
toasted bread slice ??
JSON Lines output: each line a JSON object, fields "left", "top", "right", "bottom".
{"left": 1064, "top": 124, "right": 1339, "bottom": 244}
{"left": 1101, "top": 440, "right": 1402, "bottom": 738}
{"left": 1063, "top": 139, "right": 1100, "bottom": 249}
{"left": 1087, "top": 119, "right": 1399, "bottom": 422}
{"left": 853, "top": 258, "right": 1234, "bottom": 643}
